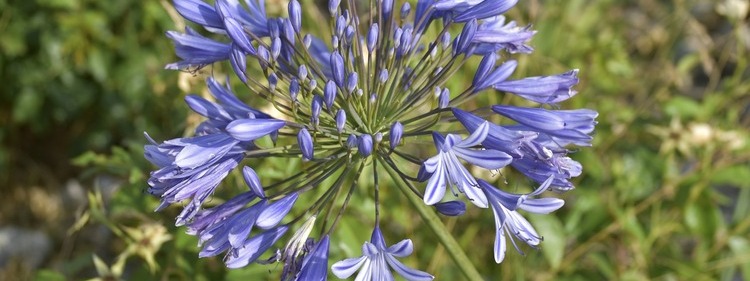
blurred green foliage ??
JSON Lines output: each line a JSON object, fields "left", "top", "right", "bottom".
{"left": 1, "top": 0, "right": 749, "bottom": 280}
{"left": 0, "top": 0, "right": 186, "bottom": 186}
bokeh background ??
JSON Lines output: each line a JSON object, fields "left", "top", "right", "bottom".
{"left": 1, "top": 0, "right": 749, "bottom": 280}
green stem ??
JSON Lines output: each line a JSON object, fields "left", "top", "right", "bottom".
{"left": 380, "top": 159, "right": 484, "bottom": 281}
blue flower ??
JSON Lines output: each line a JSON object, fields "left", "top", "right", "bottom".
{"left": 152, "top": 0, "right": 597, "bottom": 276}
{"left": 331, "top": 227, "right": 433, "bottom": 281}
{"left": 492, "top": 105, "right": 598, "bottom": 146}
{"left": 423, "top": 122, "right": 512, "bottom": 207}
{"left": 478, "top": 176, "right": 564, "bottom": 263}
{"left": 165, "top": 27, "right": 231, "bottom": 70}
{"left": 473, "top": 15, "right": 536, "bottom": 54}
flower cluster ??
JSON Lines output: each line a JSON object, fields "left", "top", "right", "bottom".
{"left": 147, "top": 0, "right": 597, "bottom": 279}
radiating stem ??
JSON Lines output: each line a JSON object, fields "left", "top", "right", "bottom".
{"left": 380, "top": 157, "right": 484, "bottom": 281}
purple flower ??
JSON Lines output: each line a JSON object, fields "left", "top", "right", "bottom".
{"left": 165, "top": 27, "right": 231, "bottom": 70}
{"left": 226, "top": 226, "right": 289, "bottom": 268}
{"left": 493, "top": 70, "right": 580, "bottom": 104}
{"left": 478, "top": 177, "right": 564, "bottom": 263}
{"left": 331, "top": 227, "right": 434, "bottom": 281}
{"left": 473, "top": 16, "right": 536, "bottom": 54}
{"left": 145, "top": 133, "right": 243, "bottom": 224}
{"left": 422, "top": 122, "right": 512, "bottom": 207}
{"left": 155, "top": 0, "right": 597, "bottom": 274}
{"left": 492, "top": 105, "right": 598, "bottom": 146}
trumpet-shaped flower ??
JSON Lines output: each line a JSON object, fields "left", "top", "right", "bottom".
{"left": 331, "top": 227, "right": 433, "bottom": 281}
{"left": 423, "top": 122, "right": 512, "bottom": 207}
{"left": 478, "top": 176, "right": 564, "bottom": 263}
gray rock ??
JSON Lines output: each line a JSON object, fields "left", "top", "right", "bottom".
{"left": 0, "top": 227, "right": 52, "bottom": 269}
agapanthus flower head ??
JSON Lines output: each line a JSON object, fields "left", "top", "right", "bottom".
{"left": 148, "top": 0, "right": 596, "bottom": 278}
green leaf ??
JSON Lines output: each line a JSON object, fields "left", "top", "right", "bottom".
{"left": 33, "top": 270, "right": 66, "bottom": 281}
{"left": 728, "top": 236, "right": 750, "bottom": 279}
{"left": 529, "top": 213, "right": 566, "bottom": 269}
{"left": 711, "top": 166, "right": 750, "bottom": 188}
{"left": 664, "top": 96, "right": 702, "bottom": 118}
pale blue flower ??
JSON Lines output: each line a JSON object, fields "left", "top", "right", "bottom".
{"left": 331, "top": 227, "right": 433, "bottom": 281}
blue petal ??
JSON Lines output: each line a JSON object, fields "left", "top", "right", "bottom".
{"left": 225, "top": 118, "right": 286, "bottom": 141}
{"left": 451, "top": 108, "right": 524, "bottom": 155}
{"left": 174, "top": 134, "right": 238, "bottom": 168}
{"left": 454, "top": 0, "right": 517, "bottom": 22}
{"left": 370, "top": 226, "right": 387, "bottom": 249}
{"left": 492, "top": 105, "right": 566, "bottom": 131}
{"left": 434, "top": 200, "right": 466, "bottom": 216}
{"left": 230, "top": 45, "right": 248, "bottom": 83}
{"left": 520, "top": 198, "right": 564, "bottom": 214}
{"left": 223, "top": 17, "right": 256, "bottom": 55}
{"left": 227, "top": 200, "right": 265, "bottom": 248}
{"left": 493, "top": 220, "right": 507, "bottom": 263}
{"left": 256, "top": 193, "right": 298, "bottom": 229}
{"left": 423, "top": 160, "right": 446, "bottom": 205}
{"left": 385, "top": 255, "right": 434, "bottom": 281}
{"left": 185, "top": 95, "right": 233, "bottom": 122}
{"left": 331, "top": 256, "right": 366, "bottom": 279}
{"left": 173, "top": 0, "right": 223, "bottom": 29}
{"left": 472, "top": 52, "right": 496, "bottom": 88}
{"left": 206, "top": 77, "right": 265, "bottom": 118}
{"left": 296, "top": 236, "right": 330, "bottom": 281}
{"left": 475, "top": 59, "right": 517, "bottom": 92}
{"left": 452, "top": 147, "right": 511, "bottom": 170}
{"left": 386, "top": 239, "right": 413, "bottom": 257}
{"left": 242, "top": 166, "right": 265, "bottom": 198}
{"left": 225, "top": 226, "right": 289, "bottom": 268}
{"left": 456, "top": 121, "right": 489, "bottom": 147}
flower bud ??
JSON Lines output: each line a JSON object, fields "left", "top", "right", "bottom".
{"left": 328, "top": 0, "right": 341, "bottom": 16}
{"left": 346, "top": 72, "right": 358, "bottom": 93}
{"left": 242, "top": 166, "right": 266, "bottom": 198}
{"left": 288, "top": 0, "right": 302, "bottom": 32}
{"left": 357, "top": 134, "right": 373, "bottom": 157}
{"left": 389, "top": 122, "right": 403, "bottom": 149}
{"left": 324, "top": 80, "right": 337, "bottom": 110}
{"left": 335, "top": 109, "right": 346, "bottom": 133}
{"left": 297, "top": 128, "right": 314, "bottom": 160}
{"left": 367, "top": 23, "right": 379, "bottom": 52}
{"left": 435, "top": 201, "right": 466, "bottom": 216}
{"left": 289, "top": 79, "right": 300, "bottom": 101}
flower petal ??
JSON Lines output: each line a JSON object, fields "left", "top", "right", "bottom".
{"left": 457, "top": 121, "right": 489, "bottom": 147}
{"left": 256, "top": 193, "right": 298, "bottom": 229}
{"left": 225, "top": 118, "right": 285, "bottom": 141}
{"left": 385, "top": 255, "right": 434, "bottom": 281}
{"left": 423, "top": 161, "right": 446, "bottom": 205}
{"left": 452, "top": 147, "right": 512, "bottom": 170}
{"left": 331, "top": 256, "right": 367, "bottom": 279}
{"left": 387, "top": 239, "right": 413, "bottom": 257}
{"left": 519, "top": 198, "right": 564, "bottom": 214}
{"left": 225, "top": 225, "right": 288, "bottom": 268}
